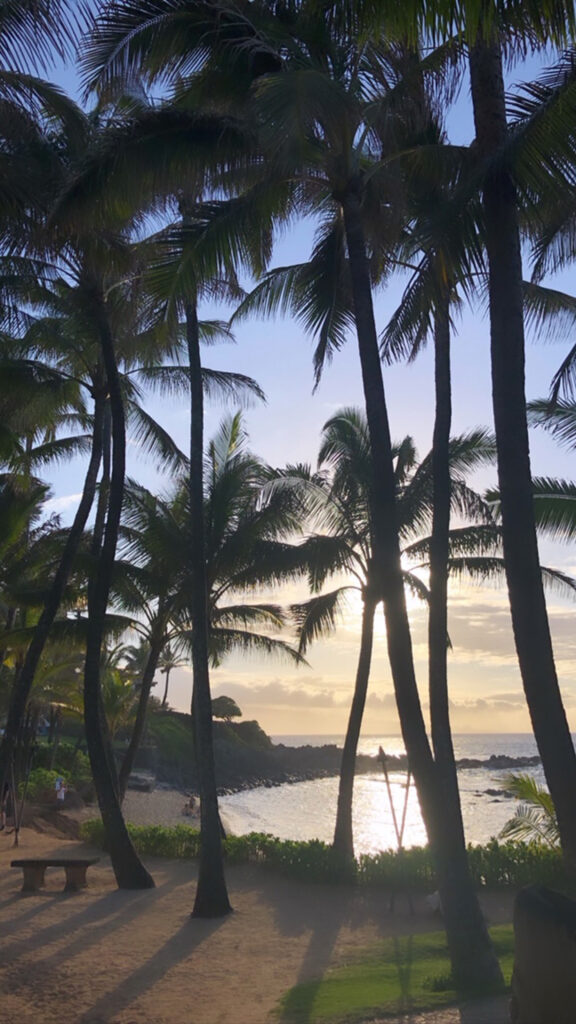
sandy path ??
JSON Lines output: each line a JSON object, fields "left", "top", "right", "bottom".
{"left": 0, "top": 829, "right": 511, "bottom": 1024}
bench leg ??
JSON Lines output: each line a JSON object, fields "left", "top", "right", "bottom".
{"left": 64, "top": 864, "right": 89, "bottom": 892}
{"left": 21, "top": 865, "right": 46, "bottom": 893}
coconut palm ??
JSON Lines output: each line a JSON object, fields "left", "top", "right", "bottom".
{"left": 80, "top": 2, "right": 507, "bottom": 980}
{"left": 113, "top": 412, "right": 306, "bottom": 799}
{"left": 1, "top": 91, "right": 260, "bottom": 890}
{"left": 289, "top": 410, "right": 503, "bottom": 859}
{"left": 159, "top": 646, "right": 186, "bottom": 709}
{"left": 446, "top": 2, "right": 576, "bottom": 875}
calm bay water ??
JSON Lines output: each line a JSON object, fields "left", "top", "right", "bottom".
{"left": 218, "top": 733, "right": 547, "bottom": 857}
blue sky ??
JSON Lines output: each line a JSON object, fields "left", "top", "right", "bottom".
{"left": 43, "top": 43, "right": 576, "bottom": 735}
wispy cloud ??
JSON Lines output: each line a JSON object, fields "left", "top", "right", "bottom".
{"left": 45, "top": 493, "right": 82, "bottom": 514}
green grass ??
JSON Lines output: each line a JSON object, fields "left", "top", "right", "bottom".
{"left": 277, "top": 925, "right": 514, "bottom": 1023}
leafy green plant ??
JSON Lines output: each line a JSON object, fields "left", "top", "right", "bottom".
{"left": 79, "top": 822, "right": 566, "bottom": 889}
{"left": 499, "top": 773, "right": 559, "bottom": 847}
{"left": 467, "top": 838, "right": 564, "bottom": 888}
{"left": 25, "top": 768, "right": 61, "bottom": 802}
{"left": 33, "top": 741, "right": 92, "bottom": 786}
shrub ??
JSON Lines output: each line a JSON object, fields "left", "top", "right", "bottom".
{"left": 33, "top": 742, "right": 92, "bottom": 787}
{"left": 25, "top": 768, "right": 61, "bottom": 803}
{"left": 467, "top": 838, "right": 566, "bottom": 888}
{"left": 79, "top": 820, "right": 202, "bottom": 858}
{"left": 79, "top": 822, "right": 568, "bottom": 891}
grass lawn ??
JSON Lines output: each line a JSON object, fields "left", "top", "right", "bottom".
{"left": 277, "top": 925, "right": 513, "bottom": 1023}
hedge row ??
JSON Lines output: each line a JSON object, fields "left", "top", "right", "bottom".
{"left": 79, "top": 821, "right": 567, "bottom": 889}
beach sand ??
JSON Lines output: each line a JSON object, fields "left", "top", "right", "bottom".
{"left": 0, "top": 825, "right": 511, "bottom": 1024}
{"left": 122, "top": 787, "right": 202, "bottom": 828}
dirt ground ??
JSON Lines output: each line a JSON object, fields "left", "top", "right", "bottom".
{"left": 0, "top": 828, "right": 511, "bottom": 1024}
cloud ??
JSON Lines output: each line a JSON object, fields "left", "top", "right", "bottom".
{"left": 365, "top": 692, "right": 398, "bottom": 710}
{"left": 212, "top": 677, "right": 340, "bottom": 708}
{"left": 45, "top": 493, "right": 82, "bottom": 514}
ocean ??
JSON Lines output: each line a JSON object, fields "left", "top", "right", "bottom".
{"left": 218, "top": 733, "right": 547, "bottom": 856}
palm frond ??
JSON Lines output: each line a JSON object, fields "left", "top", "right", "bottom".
{"left": 208, "top": 627, "right": 307, "bottom": 666}
{"left": 126, "top": 401, "right": 188, "bottom": 472}
{"left": 529, "top": 399, "right": 576, "bottom": 447}
{"left": 291, "top": 588, "right": 352, "bottom": 654}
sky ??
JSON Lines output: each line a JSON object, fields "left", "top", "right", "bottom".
{"left": 44, "top": 42, "right": 576, "bottom": 737}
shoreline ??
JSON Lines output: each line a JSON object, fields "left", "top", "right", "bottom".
{"left": 209, "top": 748, "right": 542, "bottom": 797}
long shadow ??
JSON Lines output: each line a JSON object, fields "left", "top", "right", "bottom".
{"left": 0, "top": 894, "right": 60, "bottom": 935}
{"left": 391, "top": 934, "right": 414, "bottom": 1015}
{"left": 31, "top": 878, "right": 183, "bottom": 974}
{"left": 276, "top": 890, "right": 351, "bottom": 1023}
{"left": 78, "top": 915, "right": 226, "bottom": 1023}
{"left": 459, "top": 994, "right": 510, "bottom": 1023}
{"left": 1, "top": 878, "right": 179, "bottom": 963}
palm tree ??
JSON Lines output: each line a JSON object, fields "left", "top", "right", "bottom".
{"left": 441, "top": 3, "right": 576, "bottom": 875}
{"left": 500, "top": 774, "right": 559, "bottom": 848}
{"left": 289, "top": 410, "right": 500, "bottom": 860}
{"left": 114, "top": 413, "right": 306, "bottom": 797}
{"left": 159, "top": 646, "right": 186, "bottom": 709}
{"left": 80, "top": 0, "right": 503, "bottom": 982}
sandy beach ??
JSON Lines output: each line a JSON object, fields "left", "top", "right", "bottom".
{"left": 122, "top": 787, "right": 202, "bottom": 829}
{"left": 0, "top": 824, "right": 512, "bottom": 1024}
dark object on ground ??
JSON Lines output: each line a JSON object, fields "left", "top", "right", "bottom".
{"left": 127, "top": 772, "right": 156, "bottom": 792}
{"left": 11, "top": 857, "right": 100, "bottom": 893}
{"left": 511, "top": 883, "right": 576, "bottom": 1023}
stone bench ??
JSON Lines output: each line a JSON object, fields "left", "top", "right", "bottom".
{"left": 11, "top": 858, "right": 100, "bottom": 893}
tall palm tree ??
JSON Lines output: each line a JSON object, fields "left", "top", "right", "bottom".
{"left": 375, "top": 0, "right": 576, "bottom": 874}
{"left": 80, "top": 0, "right": 503, "bottom": 983}
{"left": 466, "top": 18, "right": 576, "bottom": 874}
{"left": 289, "top": 410, "right": 503, "bottom": 860}
{"left": 159, "top": 646, "right": 186, "bottom": 708}
{"left": 114, "top": 413, "right": 306, "bottom": 796}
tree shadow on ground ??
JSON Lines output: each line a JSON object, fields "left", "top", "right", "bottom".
{"left": 78, "top": 915, "right": 226, "bottom": 1024}
{"left": 275, "top": 891, "right": 351, "bottom": 1023}
{"left": 0, "top": 877, "right": 180, "bottom": 962}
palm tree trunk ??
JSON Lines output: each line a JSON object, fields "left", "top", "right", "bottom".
{"left": 428, "top": 294, "right": 503, "bottom": 986}
{"left": 0, "top": 394, "right": 105, "bottom": 792}
{"left": 118, "top": 634, "right": 164, "bottom": 801}
{"left": 161, "top": 666, "right": 171, "bottom": 708}
{"left": 340, "top": 185, "right": 437, "bottom": 825}
{"left": 340, "top": 186, "right": 502, "bottom": 989}
{"left": 333, "top": 592, "right": 376, "bottom": 861}
{"left": 93, "top": 397, "right": 111, "bottom": 555}
{"left": 186, "top": 297, "right": 231, "bottom": 918}
{"left": 83, "top": 282, "right": 154, "bottom": 890}
{"left": 469, "top": 37, "right": 576, "bottom": 874}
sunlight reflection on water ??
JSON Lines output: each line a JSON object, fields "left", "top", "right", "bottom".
{"left": 219, "top": 734, "right": 549, "bottom": 856}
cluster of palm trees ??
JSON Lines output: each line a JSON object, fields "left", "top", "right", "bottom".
{"left": 3, "top": 0, "right": 576, "bottom": 993}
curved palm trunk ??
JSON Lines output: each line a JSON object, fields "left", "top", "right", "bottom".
{"left": 118, "top": 633, "right": 164, "bottom": 801}
{"left": 83, "top": 285, "right": 154, "bottom": 890}
{"left": 341, "top": 186, "right": 437, "bottom": 820}
{"left": 340, "top": 187, "right": 500, "bottom": 989}
{"left": 333, "top": 593, "right": 376, "bottom": 861}
{"left": 0, "top": 395, "right": 105, "bottom": 791}
{"left": 428, "top": 295, "right": 502, "bottom": 985}
{"left": 469, "top": 38, "right": 576, "bottom": 874}
{"left": 186, "top": 297, "right": 231, "bottom": 918}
